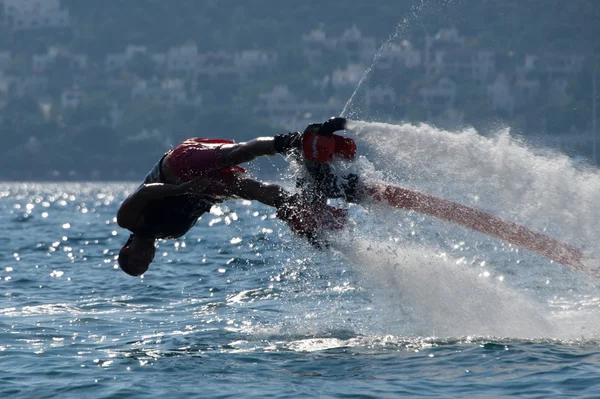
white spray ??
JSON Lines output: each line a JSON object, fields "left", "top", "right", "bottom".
{"left": 326, "top": 120, "right": 600, "bottom": 340}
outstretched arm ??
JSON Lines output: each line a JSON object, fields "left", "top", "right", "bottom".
{"left": 218, "top": 117, "right": 349, "bottom": 170}
{"left": 217, "top": 134, "right": 301, "bottom": 169}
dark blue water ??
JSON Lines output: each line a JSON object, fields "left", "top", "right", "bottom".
{"left": 2, "top": 181, "right": 600, "bottom": 399}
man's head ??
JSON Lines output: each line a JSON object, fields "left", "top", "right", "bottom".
{"left": 118, "top": 235, "right": 156, "bottom": 276}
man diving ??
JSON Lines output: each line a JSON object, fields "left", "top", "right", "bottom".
{"left": 116, "top": 119, "right": 353, "bottom": 277}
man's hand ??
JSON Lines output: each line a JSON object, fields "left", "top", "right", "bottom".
{"left": 273, "top": 132, "right": 302, "bottom": 154}
{"left": 318, "top": 117, "right": 347, "bottom": 137}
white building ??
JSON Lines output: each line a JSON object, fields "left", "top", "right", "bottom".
{"left": 105, "top": 54, "right": 128, "bottom": 73}
{"left": 430, "top": 50, "right": 495, "bottom": 83}
{"left": 70, "top": 54, "right": 88, "bottom": 71}
{"left": 3, "top": 0, "right": 62, "bottom": 16}
{"left": 166, "top": 44, "right": 199, "bottom": 73}
{"left": 32, "top": 47, "right": 87, "bottom": 73}
{"left": 524, "top": 53, "right": 585, "bottom": 80}
{"left": 418, "top": 77, "right": 457, "bottom": 112}
{"left": 3, "top": 0, "right": 70, "bottom": 31}
{"left": 254, "top": 85, "right": 297, "bottom": 111}
{"left": 234, "top": 50, "right": 278, "bottom": 71}
{"left": 425, "top": 28, "right": 464, "bottom": 69}
{"left": 336, "top": 25, "right": 377, "bottom": 64}
{"left": 376, "top": 40, "right": 422, "bottom": 70}
{"left": 151, "top": 53, "right": 167, "bottom": 68}
{"left": 105, "top": 45, "right": 148, "bottom": 72}
{"left": 423, "top": 27, "right": 496, "bottom": 82}
{"left": 487, "top": 73, "right": 515, "bottom": 116}
{"left": 61, "top": 86, "right": 84, "bottom": 108}
{"left": 196, "top": 51, "right": 241, "bottom": 80}
{"left": 253, "top": 84, "right": 342, "bottom": 129}
{"left": 425, "top": 28, "right": 465, "bottom": 53}
{"left": 131, "top": 79, "right": 197, "bottom": 106}
{"left": 32, "top": 46, "right": 62, "bottom": 71}
{"left": 365, "top": 85, "right": 397, "bottom": 109}
{"left": 302, "top": 27, "right": 334, "bottom": 66}
{"left": 331, "top": 64, "right": 366, "bottom": 90}
{"left": 302, "top": 26, "right": 376, "bottom": 66}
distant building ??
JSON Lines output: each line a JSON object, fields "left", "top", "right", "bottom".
{"left": 151, "top": 53, "right": 167, "bottom": 68}
{"left": 425, "top": 28, "right": 495, "bottom": 82}
{"left": 70, "top": 54, "right": 88, "bottom": 71}
{"left": 331, "top": 64, "right": 366, "bottom": 90}
{"left": 32, "top": 47, "right": 87, "bottom": 73}
{"left": 336, "top": 25, "right": 377, "bottom": 64}
{"left": 105, "top": 45, "right": 148, "bottom": 73}
{"left": 105, "top": 44, "right": 275, "bottom": 79}
{"left": 524, "top": 53, "right": 585, "bottom": 80}
{"left": 302, "top": 26, "right": 334, "bottom": 66}
{"left": 415, "top": 77, "right": 464, "bottom": 128}
{"left": 252, "top": 84, "right": 342, "bottom": 129}
{"left": 364, "top": 85, "right": 397, "bottom": 109}
{"left": 105, "top": 54, "right": 127, "bottom": 73}
{"left": 418, "top": 77, "right": 457, "bottom": 112}
{"left": 487, "top": 73, "right": 515, "bottom": 116}
{"left": 196, "top": 51, "right": 240, "bottom": 81}
{"left": 234, "top": 50, "right": 278, "bottom": 72}
{"left": 254, "top": 85, "right": 297, "bottom": 112}
{"left": 166, "top": 44, "right": 199, "bottom": 73}
{"left": 302, "top": 25, "right": 376, "bottom": 66}
{"left": 376, "top": 40, "right": 422, "bottom": 70}
{"left": 2, "top": 0, "right": 70, "bottom": 31}
{"left": 434, "top": 50, "right": 495, "bottom": 83}
{"left": 131, "top": 79, "right": 200, "bottom": 107}
{"left": 61, "top": 86, "right": 84, "bottom": 108}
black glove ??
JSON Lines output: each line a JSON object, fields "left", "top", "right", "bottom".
{"left": 317, "top": 117, "right": 347, "bottom": 137}
{"left": 273, "top": 132, "right": 302, "bottom": 154}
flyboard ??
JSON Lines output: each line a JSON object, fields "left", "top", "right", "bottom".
{"left": 292, "top": 118, "right": 585, "bottom": 272}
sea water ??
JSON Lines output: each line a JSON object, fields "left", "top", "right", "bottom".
{"left": 2, "top": 122, "right": 600, "bottom": 398}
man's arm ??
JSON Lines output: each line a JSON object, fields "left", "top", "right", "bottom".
{"left": 218, "top": 118, "right": 348, "bottom": 169}
{"left": 117, "top": 180, "right": 211, "bottom": 230}
{"left": 226, "top": 177, "right": 290, "bottom": 208}
{"left": 218, "top": 134, "right": 301, "bottom": 169}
